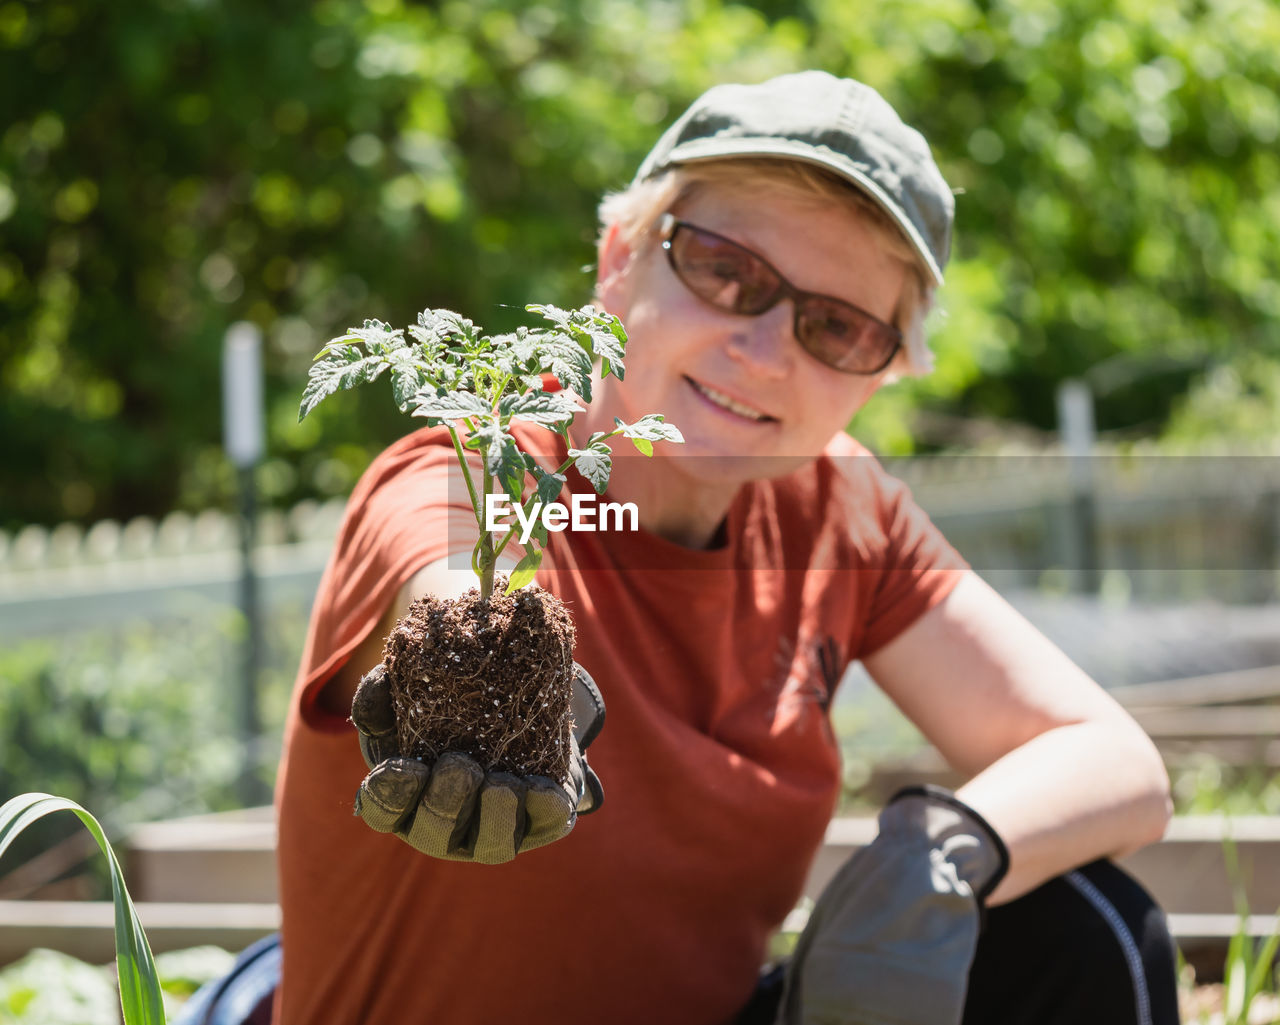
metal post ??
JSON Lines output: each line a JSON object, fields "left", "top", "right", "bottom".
{"left": 1056, "top": 379, "right": 1099, "bottom": 594}
{"left": 235, "top": 463, "right": 266, "bottom": 804}
{"left": 223, "top": 323, "right": 269, "bottom": 806}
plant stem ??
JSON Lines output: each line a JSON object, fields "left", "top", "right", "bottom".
{"left": 492, "top": 432, "right": 621, "bottom": 563}
{"left": 479, "top": 467, "right": 495, "bottom": 603}
{"left": 447, "top": 424, "right": 483, "bottom": 529}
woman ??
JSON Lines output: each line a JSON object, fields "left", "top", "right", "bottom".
{"left": 260, "top": 72, "right": 1176, "bottom": 1025}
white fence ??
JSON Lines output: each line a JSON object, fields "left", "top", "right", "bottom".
{"left": 0, "top": 501, "right": 345, "bottom": 637}
{"left": 1, "top": 450, "right": 1278, "bottom": 638}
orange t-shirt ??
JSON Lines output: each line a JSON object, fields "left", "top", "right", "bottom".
{"left": 274, "top": 422, "right": 966, "bottom": 1025}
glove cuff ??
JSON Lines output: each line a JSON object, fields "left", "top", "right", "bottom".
{"left": 885, "top": 784, "right": 1010, "bottom": 908}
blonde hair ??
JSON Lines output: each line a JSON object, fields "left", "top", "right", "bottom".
{"left": 597, "top": 159, "right": 936, "bottom": 376}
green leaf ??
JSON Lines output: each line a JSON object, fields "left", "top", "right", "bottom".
{"left": 505, "top": 547, "right": 543, "bottom": 593}
{"left": 527, "top": 303, "right": 629, "bottom": 380}
{"left": 538, "top": 332, "right": 594, "bottom": 400}
{"left": 1225, "top": 925, "right": 1248, "bottom": 1020}
{"left": 342, "top": 318, "right": 406, "bottom": 354}
{"left": 568, "top": 443, "right": 612, "bottom": 494}
{"left": 576, "top": 306, "right": 628, "bottom": 379}
{"left": 416, "top": 308, "right": 479, "bottom": 347}
{"left": 488, "top": 328, "right": 540, "bottom": 375}
{"left": 630, "top": 436, "right": 653, "bottom": 457}
{"left": 409, "top": 388, "right": 490, "bottom": 421}
{"left": 502, "top": 466, "right": 524, "bottom": 503}
{"left": 406, "top": 323, "right": 444, "bottom": 352}
{"left": 298, "top": 345, "right": 389, "bottom": 421}
{"left": 525, "top": 303, "right": 575, "bottom": 329}
{"left": 535, "top": 469, "right": 566, "bottom": 505}
{"left": 615, "top": 413, "right": 684, "bottom": 445}
{"left": 466, "top": 422, "right": 523, "bottom": 481}
{"left": 0, "top": 793, "right": 165, "bottom": 1024}
{"left": 1246, "top": 916, "right": 1280, "bottom": 1015}
{"left": 389, "top": 355, "right": 429, "bottom": 412}
{"left": 500, "top": 389, "right": 584, "bottom": 426}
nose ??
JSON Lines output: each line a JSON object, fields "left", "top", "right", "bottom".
{"left": 725, "top": 300, "right": 794, "bottom": 379}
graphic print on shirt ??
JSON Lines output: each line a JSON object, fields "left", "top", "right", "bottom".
{"left": 769, "top": 632, "right": 843, "bottom": 731}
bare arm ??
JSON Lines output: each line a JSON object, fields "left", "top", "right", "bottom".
{"left": 315, "top": 554, "right": 522, "bottom": 719}
{"left": 862, "top": 571, "right": 1172, "bottom": 905}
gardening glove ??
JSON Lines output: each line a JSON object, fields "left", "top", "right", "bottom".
{"left": 777, "top": 785, "right": 1009, "bottom": 1025}
{"left": 350, "top": 661, "right": 605, "bottom": 865}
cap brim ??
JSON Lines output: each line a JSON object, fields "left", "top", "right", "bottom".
{"left": 656, "top": 138, "right": 945, "bottom": 288}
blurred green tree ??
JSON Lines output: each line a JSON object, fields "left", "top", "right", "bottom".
{"left": 1, "top": 0, "right": 1276, "bottom": 528}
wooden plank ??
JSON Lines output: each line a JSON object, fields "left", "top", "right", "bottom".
{"left": 1111, "top": 665, "right": 1280, "bottom": 710}
{"left": 1168, "top": 914, "right": 1280, "bottom": 983}
{"left": 0, "top": 900, "right": 279, "bottom": 967}
{"left": 1120, "top": 816, "right": 1280, "bottom": 917}
{"left": 1166, "top": 913, "right": 1280, "bottom": 941}
{"left": 117, "top": 808, "right": 1280, "bottom": 951}
{"left": 1131, "top": 705, "right": 1280, "bottom": 739}
{"left": 862, "top": 732, "right": 1280, "bottom": 806}
{"left": 126, "top": 808, "right": 278, "bottom": 904}
{"left": 803, "top": 816, "right": 1280, "bottom": 920}
{"left": 1153, "top": 737, "right": 1280, "bottom": 765}
{"left": 2, "top": 900, "right": 1272, "bottom": 979}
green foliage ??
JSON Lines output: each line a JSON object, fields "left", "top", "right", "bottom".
{"left": 3, "top": 0, "right": 1277, "bottom": 527}
{"left": 1172, "top": 756, "right": 1280, "bottom": 817}
{"left": 0, "top": 795, "right": 165, "bottom": 1024}
{"left": 0, "top": 946, "right": 234, "bottom": 1023}
{"left": 0, "top": 948, "right": 119, "bottom": 1025}
{"left": 817, "top": 0, "right": 1280, "bottom": 452}
{"left": 299, "top": 303, "right": 681, "bottom": 596}
{"left": 0, "top": 606, "right": 305, "bottom": 877}
{"left": 1216, "top": 834, "right": 1280, "bottom": 1024}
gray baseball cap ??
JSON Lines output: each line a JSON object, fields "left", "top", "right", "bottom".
{"left": 633, "top": 71, "right": 954, "bottom": 287}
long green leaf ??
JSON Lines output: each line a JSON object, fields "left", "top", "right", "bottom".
{"left": 1245, "top": 910, "right": 1280, "bottom": 1014}
{"left": 0, "top": 793, "right": 166, "bottom": 1024}
{"left": 1224, "top": 928, "right": 1248, "bottom": 1022}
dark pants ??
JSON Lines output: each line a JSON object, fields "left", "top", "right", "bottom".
{"left": 181, "top": 861, "right": 1178, "bottom": 1025}
{"left": 739, "top": 859, "right": 1179, "bottom": 1025}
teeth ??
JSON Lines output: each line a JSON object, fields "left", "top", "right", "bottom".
{"left": 693, "top": 380, "right": 769, "bottom": 421}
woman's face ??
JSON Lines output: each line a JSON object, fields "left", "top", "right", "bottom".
{"left": 595, "top": 180, "right": 909, "bottom": 486}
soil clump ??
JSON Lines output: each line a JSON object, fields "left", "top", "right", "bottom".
{"left": 382, "top": 579, "right": 577, "bottom": 784}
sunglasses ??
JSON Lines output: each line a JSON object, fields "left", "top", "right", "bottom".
{"left": 658, "top": 213, "right": 902, "bottom": 375}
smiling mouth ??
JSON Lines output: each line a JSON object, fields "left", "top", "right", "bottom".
{"left": 685, "top": 377, "right": 777, "bottom": 423}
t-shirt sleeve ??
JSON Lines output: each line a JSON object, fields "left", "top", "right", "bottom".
{"left": 293, "top": 428, "right": 481, "bottom": 729}
{"left": 854, "top": 466, "right": 970, "bottom": 658}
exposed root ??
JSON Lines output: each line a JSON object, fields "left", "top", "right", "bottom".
{"left": 382, "top": 578, "right": 576, "bottom": 784}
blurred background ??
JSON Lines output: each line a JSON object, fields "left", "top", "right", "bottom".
{"left": 1, "top": 0, "right": 1280, "bottom": 1005}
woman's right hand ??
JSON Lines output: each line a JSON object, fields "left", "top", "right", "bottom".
{"left": 350, "top": 662, "right": 604, "bottom": 864}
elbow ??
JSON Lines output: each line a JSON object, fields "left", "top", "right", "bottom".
{"left": 1140, "top": 772, "right": 1174, "bottom": 849}
{"left": 1123, "top": 720, "right": 1173, "bottom": 850}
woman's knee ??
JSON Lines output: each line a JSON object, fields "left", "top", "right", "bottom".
{"left": 964, "top": 860, "right": 1179, "bottom": 1025}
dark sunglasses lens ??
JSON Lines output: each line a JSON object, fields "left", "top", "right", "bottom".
{"left": 666, "top": 221, "right": 901, "bottom": 374}
{"left": 669, "top": 227, "right": 782, "bottom": 314}
{"left": 796, "top": 297, "right": 898, "bottom": 374}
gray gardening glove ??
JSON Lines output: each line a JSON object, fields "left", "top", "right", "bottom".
{"left": 777, "top": 785, "right": 1009, "bottom": 1025}
{"left": 350, "top": 661, "right": 605, "bottom": 865}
